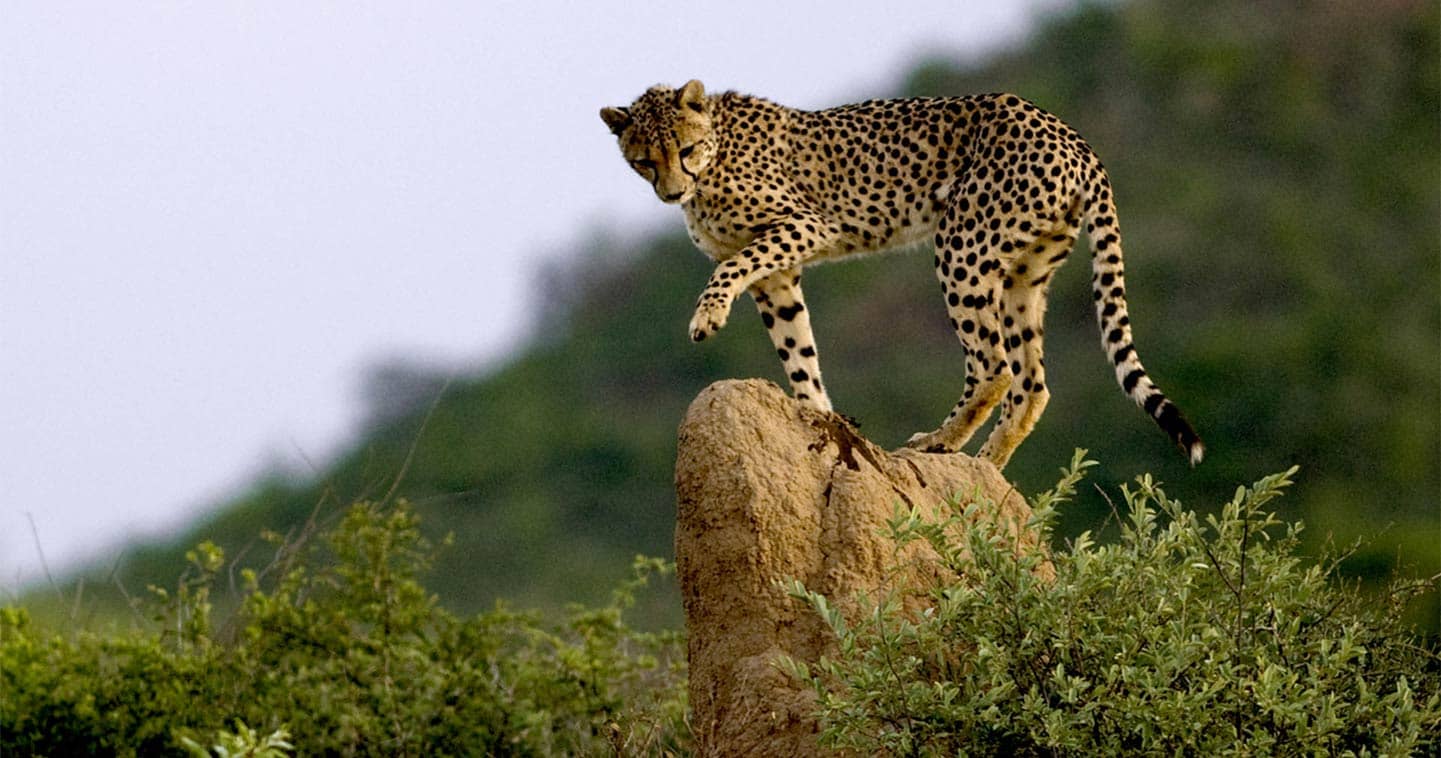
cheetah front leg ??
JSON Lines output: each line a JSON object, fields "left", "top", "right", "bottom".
{"left": 688, "top": 214, "right": 836, "bottom": 342}
{"left": 749, "top": 268, "right": 832, "bottom": 411}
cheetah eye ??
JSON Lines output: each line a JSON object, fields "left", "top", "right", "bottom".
{"left": 678, "top": 145, "right": 695, "bottom": 159}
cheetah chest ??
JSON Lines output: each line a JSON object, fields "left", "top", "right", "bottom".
{"left": 682, "top": 204, "right": 755, "bottom": 262}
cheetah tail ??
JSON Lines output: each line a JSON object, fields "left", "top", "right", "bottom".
{"left": 1083, "top": 186, "right": 1204, "bottom": 466}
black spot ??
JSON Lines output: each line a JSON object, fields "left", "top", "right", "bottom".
{"left": 790, "top": 369, "right": 809, "bottom": 382}
{"left": 799, "top": 346, "right": 816, "bottom": 357}
{"left": 761, "top": 312, "right": 775, "bottom": 328}
{"left": 776, "top": 303, "right": 805, "bottom": 321}
{"left": 1122, "top": 368, "right": 1146, "bottom": 393}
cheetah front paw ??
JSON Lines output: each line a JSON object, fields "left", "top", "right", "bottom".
{"left": 687, "top": 299, "right": 731, "bottom": 342}
{"left": 905, "top": 430, "right": 954, "bottom": 454}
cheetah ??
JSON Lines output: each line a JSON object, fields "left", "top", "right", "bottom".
{"left": 601, "top": 80, "right": 1202, "bottom": 468}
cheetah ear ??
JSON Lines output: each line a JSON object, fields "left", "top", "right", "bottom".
{"left": 676, "top": 79, "right": 706, "bottom": 113}
{"left": 600, "top": 106, "right": 631, "bottom": 135}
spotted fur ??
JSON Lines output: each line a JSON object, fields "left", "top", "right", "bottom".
{"left": 601, "top": 80, "right": 1202, "bottom": 468}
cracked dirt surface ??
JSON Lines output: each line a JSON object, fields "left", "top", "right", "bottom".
{"left": 674, "top": 379, "right": 1046, "bottom": 756}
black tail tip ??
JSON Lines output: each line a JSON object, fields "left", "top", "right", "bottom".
{"left": 1154, "top": 399, "right": 1203, "bottom": 466}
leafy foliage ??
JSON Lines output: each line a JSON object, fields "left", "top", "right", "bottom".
{"left": 785, "top": 453, "right": 1441, "bottom": 755}
{"left": 180, "top": 722, "right": 293, "bottom": 758}
{"left": 1, "top": 503, "right": 688, "bottom": 756}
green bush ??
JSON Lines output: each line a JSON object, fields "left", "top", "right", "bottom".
{"left": 785, "top": 453, "right": 1440, "bottom": 756}
{"left": 1, "top": 501, "right": 689, "bottom": 756}
{"left": 180, "top": 722, "right": 293, "bottom": 757}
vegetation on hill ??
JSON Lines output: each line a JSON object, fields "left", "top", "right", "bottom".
{"left": 3, "top": 502, "right": 689, "bottom": 756}
{"left": 5, "top": 461, "right": 1434, "bottom": 754}
{"left": 785, "top": 456, "right": 1440, "bottom": 755}
{"left": 19, "top": 0, "right": 1438, "bottom": 632}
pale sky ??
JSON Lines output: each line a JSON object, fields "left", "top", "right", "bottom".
{"left": 0, "top": 0, "right": 1066, "bottom": 591}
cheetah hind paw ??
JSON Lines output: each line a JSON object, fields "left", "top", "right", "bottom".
{"left": 905, "top": 430, "right": 955, "bottom": 454}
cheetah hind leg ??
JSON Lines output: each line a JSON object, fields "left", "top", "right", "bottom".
{"left": 906, "top": 348, "right": 1012, "bottom": 453}
{"left": 976, "top": 226, "right": 1075, "bottom": 467}
{"left": 749, "top": 268, "right": 833, "bottom": 411}
{"left": 907, "top": 214, "right": 1013, "bottom": 453}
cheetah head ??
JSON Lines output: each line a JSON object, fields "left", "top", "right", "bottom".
{"left": 600, "top": 79, "right": 717, "bottom": 205}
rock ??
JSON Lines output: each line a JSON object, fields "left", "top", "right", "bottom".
{"left": 674, "top": 379, "right": 1047, "bottom": 756}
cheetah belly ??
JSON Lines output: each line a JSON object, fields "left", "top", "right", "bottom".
{"left": 807, "top": 210, "right": 941, "bottom": 266}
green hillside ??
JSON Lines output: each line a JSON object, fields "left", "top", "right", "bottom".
{"left": 26, "top": 0, "right": 1439, "bottom": 630}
